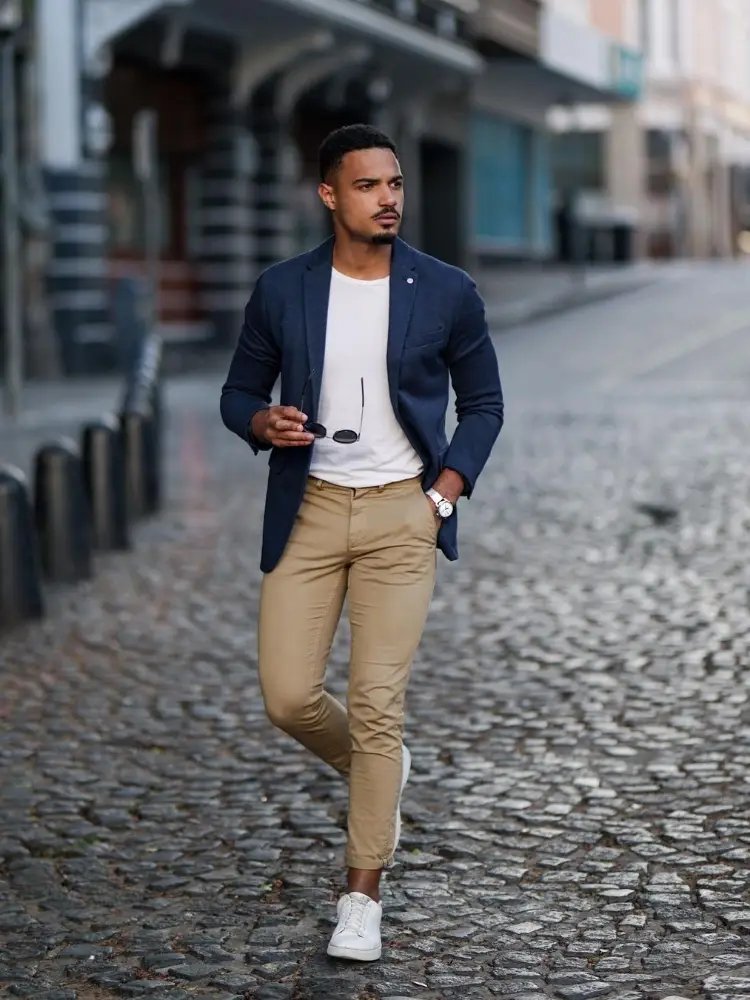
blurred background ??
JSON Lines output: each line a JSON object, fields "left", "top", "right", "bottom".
{"left": 2, "top": 0, "right": 750, "bottom": 391}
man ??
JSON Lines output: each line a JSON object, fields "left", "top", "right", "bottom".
{"left": 220, "top": 124, "right": 503, "bottom": 961}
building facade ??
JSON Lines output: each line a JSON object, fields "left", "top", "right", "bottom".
{"left": 33, "top": 0, "right": 480, "bottom": 372}
{"left": 468, "top": 0, "right": 643, "bottom": 261}
{"left": 637, "top": 0, "right": 750, "bottom": 257}
{"left": 550, "top": 0, "right": 750, "bottom": 259}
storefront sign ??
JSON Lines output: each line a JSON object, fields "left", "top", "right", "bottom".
{"left": 610, "top": 44, "right": 643, "bottom": 100}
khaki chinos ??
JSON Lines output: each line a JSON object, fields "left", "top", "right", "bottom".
{"left": 258, "top": 473, "right": 439, "bottom": 869}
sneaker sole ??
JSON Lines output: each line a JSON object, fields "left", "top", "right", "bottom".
{"left": 327, "top": 942, "right": 382, "bottom": 961}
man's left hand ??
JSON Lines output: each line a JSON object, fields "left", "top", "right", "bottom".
{"left": 427, "top": 468, "right": 464, "bottom": 511}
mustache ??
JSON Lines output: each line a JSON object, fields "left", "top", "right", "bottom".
{"left": 373, "top": 210, "right": 400, "bottom": 219}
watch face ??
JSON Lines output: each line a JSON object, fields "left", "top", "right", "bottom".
{"left": 437, "top": 499, "right": 453, "bottom": 518}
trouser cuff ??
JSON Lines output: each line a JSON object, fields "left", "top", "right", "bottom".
{"left": 345, "top": 852, "right": 391, "bottom": 870}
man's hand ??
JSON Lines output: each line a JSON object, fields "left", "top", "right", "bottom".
{"left": 427, "top": 468, "right": 465, "bottom": 508}
{"left": 252, "top": 406, "right": 315, "bottom": 448}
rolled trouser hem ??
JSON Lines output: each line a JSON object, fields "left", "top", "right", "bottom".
{"left": 345, "top": 853, "right": 391, "bottom": 870}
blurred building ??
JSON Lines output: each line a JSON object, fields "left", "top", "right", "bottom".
{"left": 470, "top": 0, "right": 642, "bottom": 261}
{"left": 34, "top": 0, "right": 479, "bottom": 372}
{"left": 638, "top": 0, "right": 750, "bottom": 257}
{"left": 15, "top": 0, "right": 750, "bottom": 376}
{"left": 549, "top": 0, "right": 750, "bottom": 259}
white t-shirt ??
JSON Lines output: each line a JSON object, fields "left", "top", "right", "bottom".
{"left": 308, "top": 267, "right": 423, "bottom": 488}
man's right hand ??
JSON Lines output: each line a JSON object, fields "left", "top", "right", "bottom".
{"left": 251, "top": 406, "right": 316, "bottom": 448}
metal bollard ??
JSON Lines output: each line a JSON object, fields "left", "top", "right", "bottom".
{"left": 0, "top": 465, "right": 44, "bottom": 628}
{"left": 121, "top": 409, "right": 150, "bottom": 520}
{"left": 81, "top": 417, "right": 130, "bottom": 551}
{"left": 148, "top": 378, "right": 163, "bottom": 512}
{"left": 34, "top": 440, "right": 93, "bottom": 583}
{"left": 121, "top": 332, "right": 163, "bottom": 516}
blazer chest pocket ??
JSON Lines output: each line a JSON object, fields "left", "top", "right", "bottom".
{"left": 403, "top": 324, "right": 446, "bottom": 351}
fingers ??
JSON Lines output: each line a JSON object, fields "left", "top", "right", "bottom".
{"left": 272, "top": 430, "right": 315, "bottom": 447}
{"left": 278, "top": 406, "right": 308, "bottom": 423}
{"left": 272, "top": 416, "right": 306, "bottom": 433}
{"left": 266, "top": 405, "right": 314, "bottom": 447}
{"left": 268, "top": 406, "right": 306, "bottom": 432}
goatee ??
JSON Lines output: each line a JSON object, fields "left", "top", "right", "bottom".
{"left": 371, "top": 233, "right": 396, "bottom": 245}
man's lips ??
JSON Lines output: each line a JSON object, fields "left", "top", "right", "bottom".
{"left": 375, "top": 213, "right": 399, "bottom": 223}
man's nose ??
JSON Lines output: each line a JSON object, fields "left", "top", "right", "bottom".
{"left": 379, "top": 187, "right": 397, "bottom": 206}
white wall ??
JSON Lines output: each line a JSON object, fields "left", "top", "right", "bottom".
{"left": 544, "top": 0, "right": 590, "bottom": 22}
{"left": 718, "top": 0, "right": 750, "bottom": 103}
{"left": 639, "top": 0, "right": 750, "bottom": 104}
{"left": 639, "top": 0, "right": 685, "bottom": 81}
{"left": 541, "top": 6, "right": 611, "bottom": 90}
{"left": 37, "top": 0, "right": 81, "bottom": 169}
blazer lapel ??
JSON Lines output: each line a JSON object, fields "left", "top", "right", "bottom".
{"left": 387, "top": 238, "right": 418, "bottom": 413}
{"left": 303, "top": 237, "right": 334, "bottom": 419}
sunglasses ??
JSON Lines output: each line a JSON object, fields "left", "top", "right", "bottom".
{"left": 300, "top": 370, "right": 364, "bottom": 444}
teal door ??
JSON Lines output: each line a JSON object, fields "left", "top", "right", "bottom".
{"left": 471, "top": 112, "right": 551, "bottom": 256}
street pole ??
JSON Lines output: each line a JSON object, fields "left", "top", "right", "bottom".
{"left": 133, "top": 109, "right": 160, "bottom": 336}
{"left": 1, "top": 31, "right": 22, "bottom": 418}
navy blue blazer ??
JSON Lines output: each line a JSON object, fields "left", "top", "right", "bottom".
{"left": 220, "top": 236, "right": 504, "bottom": 573}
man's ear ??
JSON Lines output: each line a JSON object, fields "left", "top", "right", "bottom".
{"left": 318, "top": 182, "right": 335, "bottom": 212}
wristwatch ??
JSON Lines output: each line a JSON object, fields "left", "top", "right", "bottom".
{"left": 426, "top": 488, "right": 454, "bottom": 519}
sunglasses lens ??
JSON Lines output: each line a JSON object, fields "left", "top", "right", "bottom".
{"left": 332, "top": 429, "right": 358, "bottom": 444}
{"left": 306, "top": 421, "right": 327, "bottom": 438}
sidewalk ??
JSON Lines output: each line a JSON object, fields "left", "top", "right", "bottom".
{"left": 477, "top": 260, "right": 661, "bottom": 329}
{"left": 0, "top": 376, "right": 126, "bottom": 484}
{"left": 0, "top": 364, "right": 232, "bottom": 493}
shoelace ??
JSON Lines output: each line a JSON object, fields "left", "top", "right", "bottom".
{"left": 339, "top": 894, "right": 371, "bottom": 938}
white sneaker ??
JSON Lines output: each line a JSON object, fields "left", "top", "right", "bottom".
{"left": 327, "top": 891, "right": 383, "bottom": 961}
{"left": 392, "top": 744, "right": 412, "bottom": 855}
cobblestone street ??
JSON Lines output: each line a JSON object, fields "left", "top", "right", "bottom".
{"left": 2, "top": 262, "right": 750, "bottom": 1000}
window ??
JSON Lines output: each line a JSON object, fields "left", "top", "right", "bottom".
{"left": 670, "top": 0, "right": 681, "bottom": 66}
{"left": 638, "top": 0, "right": 650, "bottom": 56}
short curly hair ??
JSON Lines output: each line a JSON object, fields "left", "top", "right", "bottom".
{"left": 319, "top": 123, "right": 398, "bottom": 182}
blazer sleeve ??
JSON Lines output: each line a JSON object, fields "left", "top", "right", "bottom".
{"left": 442, "top": 273, "right": 504, "bottom": 497}
{"left": 220, "top": 274, "right": 281, "bottom": 454}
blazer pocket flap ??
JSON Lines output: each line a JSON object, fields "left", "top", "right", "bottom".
{"left": 403, "top": 324, "right": 446, "bottom": 350}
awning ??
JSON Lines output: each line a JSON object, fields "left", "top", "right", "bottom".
{"left": 183, "top": 0, "right": 482, "bottom": 77}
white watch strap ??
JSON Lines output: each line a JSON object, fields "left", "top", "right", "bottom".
{"left": 426, "top": 488, "right": 444, "bottom": 504}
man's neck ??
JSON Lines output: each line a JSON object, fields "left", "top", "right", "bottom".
{"left": 332, "top": 238, "right": 393, "bottom": 281}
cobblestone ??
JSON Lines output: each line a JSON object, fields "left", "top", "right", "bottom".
{"left": 3, "top": 276, "right": 750, "bottom": 997}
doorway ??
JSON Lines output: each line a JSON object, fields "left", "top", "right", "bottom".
{"left": 419, "top": 139, "right": 463, "bottom": 266}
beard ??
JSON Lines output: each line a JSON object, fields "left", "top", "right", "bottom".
{"left": 370, "top": 232, "right": 396, "bottom": 245}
